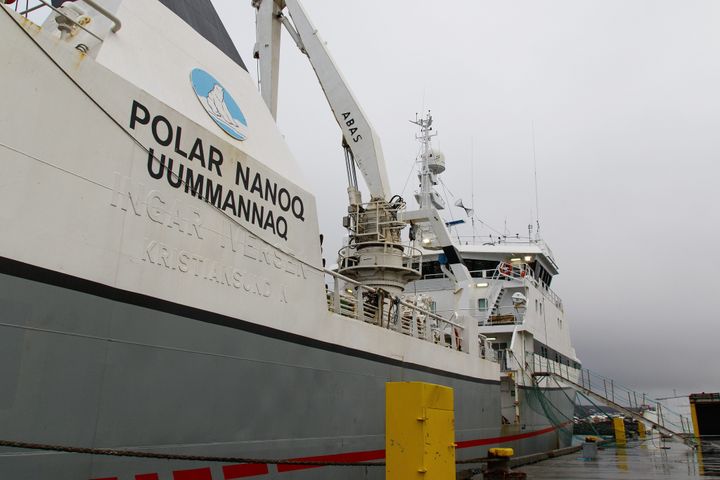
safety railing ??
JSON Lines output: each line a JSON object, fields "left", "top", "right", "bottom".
{"left": 8, "top": 0, "right": 121, "bottom": 39}
{"left": 483, "top": 305, "right": 524, "bottom": 326}
{"left": 477, "top": 265, "right": 564, "bottom": 312}
{"left": 424, "top": 266, "right": 528, "bottom": 281}
{"left": 530, "top": 353, "right": 692, "bottom": 437}
{"left": 325, "top": 269, "right": 496, "bottom": 361}
{"left": 337, "top": 241, "right": 423, "bottom": 274}
{"left": 529, "top": 353, "right": 581, "bottom": 384}
{"left": 495, "top": 349, "right": 511, "bottom": 372}
{"left": 422, "top": 272, "right": 450, "bottom": 280}
{"left": 540, "top": 284, "right": 563, "bottom": 311}
{"left": 494, "top": 348, "right": 542, "bottom": 376}
{"left": 479, "top": 341, "right": 497, "bottom": 363}
{"left": 325, "top": 269, "right": 462, "bottom": 350}
{"left": 344, "top": 199, "right": 406, "bottom": 244}
{"left": 436, "top": 306, "right": 522, "bottom": 328}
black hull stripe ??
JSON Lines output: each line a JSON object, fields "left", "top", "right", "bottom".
{"left": 0, "top": 256, "right": 500, "bottom": 385}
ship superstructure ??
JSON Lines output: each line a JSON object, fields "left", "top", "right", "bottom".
{"left": 404, "top": 112, "right": 580, "bottom": 424}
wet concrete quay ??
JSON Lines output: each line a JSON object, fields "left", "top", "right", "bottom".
{"left": 515, "top": 439, "right": 720, "bottom": 479}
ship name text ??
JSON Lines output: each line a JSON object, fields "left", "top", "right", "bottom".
{"left": 143, "top": 239, "right": 288, "bottom": 303}
{"left": 129, "top": 100, "right": 306, "bottom": 241}
{"left": 110, "top": 173, "right": 307, "bottom": 282}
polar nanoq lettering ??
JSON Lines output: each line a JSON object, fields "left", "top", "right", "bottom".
{"left": 129, "top": 100, "right": 304, "bottom": 241}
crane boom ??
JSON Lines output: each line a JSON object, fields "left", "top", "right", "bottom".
{"left": 253, "top": 3, "right": 478, "bottom": 355}
{"left": 257, "top": 0, "right": 391, "bottom": 200}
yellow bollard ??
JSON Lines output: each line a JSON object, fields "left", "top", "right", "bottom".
{"left": 386, "top": 382, "right": 455, "bottom": 480}
{"left": 690, "top": 398, "right": 701, "bottom": 439}
{"left": 485, "top": 448, "right": 515, "bottom": 479}
{"left": 637, "top": 421, "right": 646, "bottom": 439}
{"left": 488, "top": 448, "right": 513, "bottom": 457}
{"left": 613, "top": 417, "right": 627, "bottom": 446}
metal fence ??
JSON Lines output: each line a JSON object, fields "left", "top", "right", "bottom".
{"left": 325, "top": 268, "right": 495, "bottom": 361}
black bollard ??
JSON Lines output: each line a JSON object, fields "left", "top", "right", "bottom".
{"left": 484, "top": 448, "right": 527, "bottom": 480}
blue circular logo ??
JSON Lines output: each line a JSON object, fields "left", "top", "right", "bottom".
{"left": 190, "top": 68, "right": 247, "bottom": 141}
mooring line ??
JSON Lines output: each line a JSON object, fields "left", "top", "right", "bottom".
{"left": 0, "top": 439, "right": 500, "bottom": 466}
{"left": 0, "top": 439, "right": 383, "bottom": 467}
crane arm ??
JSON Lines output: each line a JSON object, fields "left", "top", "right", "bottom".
{"left": 281, "top": 0, "right": 391, "bottom": 200}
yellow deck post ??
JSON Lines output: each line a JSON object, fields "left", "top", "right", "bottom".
{"left": 386, "top": 382, "right": 455, "bottom": 480}
{"left": 613, "top": 417, "right": 626, "bottom": 446}
{"left": 690, "top": 399, "right": 701, "bottom": 439}
{"left": 637, "top": 420, "right": 646, "bottom": 439}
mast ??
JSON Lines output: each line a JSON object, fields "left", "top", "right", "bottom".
{"left": 470, "top": 138, "right": 476, "bottom": 244}
{"left": 412, "top": 112, "right": 445, "bottom": 212}
{"left": 409, "top": 112, "right": 446, "bottom": 247}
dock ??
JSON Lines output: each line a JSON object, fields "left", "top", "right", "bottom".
{"left": 519, "top": 439, "right": 719, "bottom": 479}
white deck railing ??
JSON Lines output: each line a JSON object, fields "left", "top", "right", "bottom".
{"left": 324, "top": 268, "right": 495, "bottom": 361}
{"left": 423, "top": 264, "right": 563, "bottom": 312}
{"left": 9, "top": 0, "right": 121, "bottom": 38}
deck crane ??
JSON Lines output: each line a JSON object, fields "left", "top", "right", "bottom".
{"left": 253, "top": 0, "right": 479, "bottom": 354}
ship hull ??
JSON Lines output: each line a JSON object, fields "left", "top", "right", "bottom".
{"left": 0, "top": 260, "right": 573, "bottom": 479}
{"left": 0, "top": 4, "right": 575, "bottom": 478}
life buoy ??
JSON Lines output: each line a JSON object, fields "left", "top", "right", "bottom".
{"left": 499, "top": 262, "right": 512, "bottom": 276}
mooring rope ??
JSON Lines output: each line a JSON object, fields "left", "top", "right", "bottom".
{"left": 0, "top": 439, "right": 383, "bottom": 467}
{"left": 0, "top": 439, "right": 498, "bottom": 467}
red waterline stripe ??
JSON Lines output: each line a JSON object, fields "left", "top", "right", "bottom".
{"left": 277, "top": 424, "right": 562, "bottom": 473}
{"left": 173, "top": 467, "right": 212, "bottom": 480}
{"left": 455, "top": 424, "right": 557, "bottom": 449}
{"left": 223, "top": 463, "right": 270, "bottom": 479}
{"left": 91, "top": 423, "right": 566, "bottom": 479}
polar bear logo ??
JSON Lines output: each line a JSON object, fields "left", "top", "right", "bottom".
{"left": 205, "top": 84, "right": 243, "bottom": 129}
{"left": 191, "top": 68, "right": 247, "bottom": 141}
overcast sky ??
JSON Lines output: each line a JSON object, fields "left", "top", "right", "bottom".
{"left": 212, "top": 0, "right": 720, "bottom": 398}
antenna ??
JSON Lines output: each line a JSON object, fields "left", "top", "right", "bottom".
{"left": 454, "top": 199, "right": 474, "bottom": 217}
{"left": 532, "top": 120, "right": 540, "bottom": 240}
{"left": 470, "top": 137, "right": 476, "bottom": 244}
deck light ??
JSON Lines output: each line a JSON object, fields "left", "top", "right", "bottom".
{"left": 486, "top": 337, "right": 497, "bottom": 342}
{"left": 421, "top": 237, "right": 431, "bottom": 245}
{"left": 524, "top": 255, "right": 532, "bottom": 262}
{"left": 510, "top": 257, "right": 521, "bottom": 262}
{"left": 476, "top": 282, "right": 489, "bottom": 288}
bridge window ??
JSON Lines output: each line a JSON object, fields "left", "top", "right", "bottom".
{"left": 465, "top": 259, "right": 500, "bottom": 276}
{"left": 419, "top": 261, "right": 443, "bottom": 278}
{"left": 478, "top": 298, "right": 488, "bottom": 311}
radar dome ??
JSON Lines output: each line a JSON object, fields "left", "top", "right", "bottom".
{"left": 427, "top": 149, "right": 445, "bottom": 174}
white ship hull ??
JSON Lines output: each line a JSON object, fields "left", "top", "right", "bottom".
{"left": 0, "top": 2, "right": 575, "bottom": 478}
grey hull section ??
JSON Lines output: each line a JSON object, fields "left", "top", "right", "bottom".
{"left": 0, "top": 260, "right": 574, "bottom": 479}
